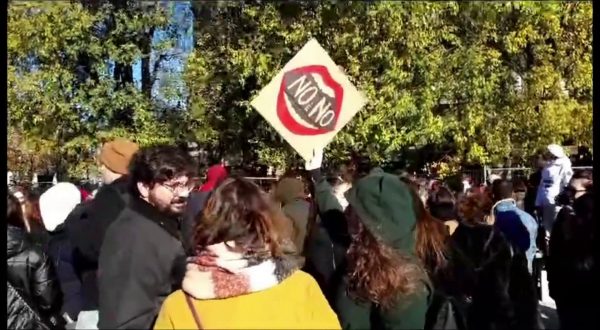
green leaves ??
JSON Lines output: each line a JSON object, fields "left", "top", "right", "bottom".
{"left": 8, "top": 1, "right": 175, "bottom": 178}
{"left": 186, "top": 1, "right": 591, "bottom": 169}
{"left": 8, "top": 1, "right": 592, "bottom": 177}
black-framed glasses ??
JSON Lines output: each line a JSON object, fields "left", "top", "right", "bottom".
{"left": 161, "top": 181, "right": 195, "bottom": 194}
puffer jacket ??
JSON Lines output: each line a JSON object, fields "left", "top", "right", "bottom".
{"left": 7, "top": 224, "right": 63, "bottom": 329}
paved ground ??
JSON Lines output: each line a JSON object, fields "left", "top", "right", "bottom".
{"left": 539, "top": 270, "right": 559, "bottom": 329}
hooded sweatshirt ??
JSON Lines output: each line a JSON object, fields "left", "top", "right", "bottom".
{"left": 535, "top": 155, "right": 573, "bottom": 207}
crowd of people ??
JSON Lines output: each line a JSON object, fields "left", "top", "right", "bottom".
{"left": 6, "top": 139, "right": 596, "bottom": 330}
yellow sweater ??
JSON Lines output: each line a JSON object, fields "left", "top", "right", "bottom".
{"left": 154, "top": 270, "right": 341, "bottom": 329}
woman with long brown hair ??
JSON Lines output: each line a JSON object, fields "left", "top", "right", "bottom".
{"left": 154, "top": 177, "right": 340, "bottom": 329}
{"left": 335, "top": 170, "right": 430, "bottom": 329}
{"left": 23, "top": 191, "right": 50, "bottom": 248}
{"left": 303, "top": 150, "right": 430, "bottom": 329}
{"left": 400, "top": 177, "right": 449, "bottom": 275}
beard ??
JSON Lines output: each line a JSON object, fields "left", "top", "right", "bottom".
{"left": 167, "top": 196, "right": 187, "bottom": 216}
{"left": 150, "top": 195, "right": 188, "bottom": 217}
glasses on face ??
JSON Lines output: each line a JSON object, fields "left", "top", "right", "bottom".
{"left": 160, "top": 181, "right": 195, "bottom": 194}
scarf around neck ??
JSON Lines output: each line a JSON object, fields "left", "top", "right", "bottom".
{"left": 182, "top": 241, "right": 300, "bottom": 300}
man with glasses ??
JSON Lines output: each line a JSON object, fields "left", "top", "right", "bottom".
{"left": 98, "top": 145, "right": 197, "bottom": 329}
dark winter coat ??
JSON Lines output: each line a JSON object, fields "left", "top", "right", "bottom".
{"left": 304, "top": 209, "right": 350, "bottom": 306}
{"left": 7, "top": 225, "right": 63, "bottom": 329}
{"left": 98, "top": 197, "right": 187, "bottom": 329}
{"left": 28, "top": 221, "right": 51, "bottom": 251}
{"left": 47, "top": 221, "right": 84, "bottom": 321}
{"left": 65, "top": 176, "right": 130, "bottom": 311}
{"left": 181, "top": 190, "right": 212, "bottom": 255}
{"left": 303, "top": 170, "right": 350, "bottom": 306}
{"left": 334, "top": 274, "right": 430, "bottom": 330}
{"left": 548, "top": 193, "right": 596, "bottom": 304}
{"left": 435, "top": 223, "right": 541, "bottom": 330}
{"left": 524, "top": 170, "right": 542, "bottom": 217}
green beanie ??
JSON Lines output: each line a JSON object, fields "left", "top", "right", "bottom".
{"left": 345, "top": 168, "right": 417, "bottom": 253}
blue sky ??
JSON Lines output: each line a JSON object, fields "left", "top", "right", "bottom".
{"left": 132, "top": 1, "right": 194, "bottom": 106}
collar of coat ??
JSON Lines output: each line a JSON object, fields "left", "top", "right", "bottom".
{"left": 129, "top": 197, "right": 181, "bottom": 241}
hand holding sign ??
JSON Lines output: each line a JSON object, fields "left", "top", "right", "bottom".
{"left": 251, "top": 38, "right": 366, "bottom": 161}
{"left": 304, "top": 148, "right": 324, "bottom": 171}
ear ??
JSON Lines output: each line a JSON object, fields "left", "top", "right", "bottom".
{"left": 137, "top": 182, "right": 150, "bottom": 199}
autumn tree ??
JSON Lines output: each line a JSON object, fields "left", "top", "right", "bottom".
{"left": 7, "top": 1, "right": 179, "bottom": 178}
{"left": 185, "top": 1, "right": 592, "bottom": 170}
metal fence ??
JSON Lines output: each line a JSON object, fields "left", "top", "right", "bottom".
{"left": 483, "top": 166, "right": 593, "bottom": 183}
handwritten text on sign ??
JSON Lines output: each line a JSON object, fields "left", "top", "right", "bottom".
{"left": 251, "top": 39, "right": 366, "bottom": 161}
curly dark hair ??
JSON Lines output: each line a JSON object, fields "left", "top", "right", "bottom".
{"left": 128, "top": 144, "right": 198, "bottom": 195}
{"left": 193, "top": 177, "right": 292, "bottom": 256}
{"left": 346, "top": 211, "right": 426, "bottom": 310}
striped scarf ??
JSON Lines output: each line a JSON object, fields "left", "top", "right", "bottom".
{"left": 182, "top": 242, "right": 300, "bottom": 299}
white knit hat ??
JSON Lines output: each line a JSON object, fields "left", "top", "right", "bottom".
{"left": 39, "top": 182, "right": 81, "bottom": 232}
{"left": 547, "top": 144, "right": 566, "bottom": 158}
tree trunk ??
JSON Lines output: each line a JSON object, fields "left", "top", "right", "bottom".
{"left": 141, "top": 28, "right": 154, "bottom": 97}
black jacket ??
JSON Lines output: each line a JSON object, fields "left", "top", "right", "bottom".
{"left": 303, "top": 169, "right": 351, "bottom": 306}
{"left": 548, "top": 193, "right": 596, "bottom": 304}
{"left": 525, "top": 170, "right": 542, "bottom": 217}
{"left": 7, "top": 225, "right": 63, "bottom": 329}
{"left": 28, "top": 221, "right": 51, "bottom": 251}
{"left": 65, "top": 176, "right": 130, "bottom": 310}
{"left": 98, "top": 197, "right": 186, "bottom": 329}
{"left": 47, "top": 222, "right": 83, "bottom": 321}
{"left": 181, "top": 190, "right": 211, "bottom": 254}
{"left": 304, "top": 209, "right": 349, "bottom": 305}
{"left": 434, "top": 223, "right": 541, "bottom": 330}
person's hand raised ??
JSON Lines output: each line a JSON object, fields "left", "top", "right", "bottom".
{"left": 304, "top": 148, "right": 324, "bottom": 171}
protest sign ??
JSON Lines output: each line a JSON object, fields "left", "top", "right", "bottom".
{"left": 251, "top": 38, "right": 367, "bottom": 161}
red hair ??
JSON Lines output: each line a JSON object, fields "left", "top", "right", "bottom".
{"left": 24, "top": 193, "right": 43, "bottom": 227}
